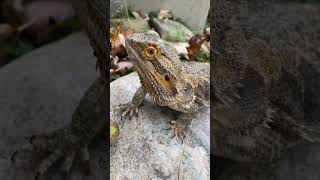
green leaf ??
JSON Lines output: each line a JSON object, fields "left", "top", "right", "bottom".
{"left": 110, "top": 121, "right": 120, "bottom": 144}
{"left": 127, "top": 66, "right": 136, "bottom": 73}
{"left": 148, "top": 11, "right": 158, "bottom": 19}
{"left": 0, "top": 37, "right": 35, "bottom": 61}
{"left": 111, "top": 74, "right": 121, "bottom": 81}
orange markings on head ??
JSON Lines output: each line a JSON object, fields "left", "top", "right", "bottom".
{"left": 154, "top": 72, "right": 174, "bottom": 92}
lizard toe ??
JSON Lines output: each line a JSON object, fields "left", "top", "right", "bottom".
{"left": 36, "top": 149, "right": 63, "bottom": 176}
{"left": 79, "top": 146, "right": 92, "bottom": 175}
{"left": 117, "top": 103, "right": 139, "bottom": 118}
{"left": 11, "top": 134, "right": 51, "bottom": 164}
{"left": 13, "top": 130, "right": 94, "bottom": 178}
{"left": 167, "top": 120, "right": 187, "bottom": 143}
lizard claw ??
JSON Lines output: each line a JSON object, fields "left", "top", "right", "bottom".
{"left": 116, "top": 103, "right": 140, "bottom": 118}
{"left": 11, "top": 129, "right": 92, "bottom": 179}
{"left": 166, "top": 120, "right": 187, "bottom": 143}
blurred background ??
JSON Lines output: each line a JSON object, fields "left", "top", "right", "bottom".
{"left": 0, "top": 1, "right": 98, "bottom": 179}
{"left": 0, "top": 0, "right": 81, "bottom": 67}
{"left": 110, "top": 0, "right": 210, "bottom": 82}
{"left": 0, "top": 0, "right": 319, "bottom": 179}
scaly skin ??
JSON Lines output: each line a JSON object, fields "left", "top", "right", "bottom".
{"left": 212, "top": 0, "right": 320, "bottom": 163}
{"left": 12, "top": 77, "right": 107, "bottom": 178}
{"left": 11, "top": 0, "right": 110, "bottom": 177}
{"left": 120, "top": 31, "right": 210, "bottom": 139}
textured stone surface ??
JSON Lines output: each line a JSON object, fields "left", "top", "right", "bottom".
{"left": 111, "top": 18, "right": 150, "bottom": 33}
{"left": 151, "top": 18, "right": 194, "bottom": 42}
{"left": 0, "top": 32, "right": 104, "bottom": 180}
{"left": 110, "top": 63, "right": 210, "bottom": 180}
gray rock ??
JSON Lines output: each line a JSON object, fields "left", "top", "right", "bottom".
{"left": 110, "top": 62, "right": 210, "bottom": 180}
{"left": 110, "top": 0, "right": 125, "bottom": 18}
{"left": 111, "top": 18, "right": 150, "bottom": 33}
{"left": 0, "top": 32, "right": 104, "bottom": 180}
{"left": 151, "top": 18, "right": 194, "bottom": 42}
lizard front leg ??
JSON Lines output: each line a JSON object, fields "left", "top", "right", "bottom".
{"left": 12, "top": 77, "right": 107, "bottom": 178}
{"left": 167, "top": 113, "right": 194, "bottom": 143}
{"left": 118, "top": 85, "right": 146, "bottom": 118}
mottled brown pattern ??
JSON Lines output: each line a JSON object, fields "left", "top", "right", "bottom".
{"left": 12, "top": 0, "right": 109, "bottom": 178}
{"left": 212, "top": 0, "right": 320, "bottom": 163}
{"left": 120, "top": 31, "right": 210, "bottom": 140}
{"left": 123, "top": 31, "right": 210, "bottom": 114}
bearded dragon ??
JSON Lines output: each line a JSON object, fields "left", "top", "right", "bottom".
{"left": 212, "top": 0, "right": 320, "bottom": 164}
{"left": 119, "top": 30, "right": 210, "bottom": 139}
{"left": 11, "top": 30, "right": 209, "bottom": 178}
{"left": 12, "top": 77, "right": 107, "bottom": 179}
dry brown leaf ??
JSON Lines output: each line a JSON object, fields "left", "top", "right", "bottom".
{"left": 187, "top": 35, "right": 206, "bottom": 58}
{"left": 112, "top": 45, "right": 127, "bottom": 58}
{"left": 110, "top": 23, "right": 125, "bottom": 48}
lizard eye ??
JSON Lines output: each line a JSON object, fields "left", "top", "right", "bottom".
{"left": 146, "top": 47, "right": 156, "bottom": 56}
{"left": 142, "top": 43, "right": 160, "bottom": 60}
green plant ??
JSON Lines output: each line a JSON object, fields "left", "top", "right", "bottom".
{"left": 111, "top": 74, "right": 121, "bottom": 81}
{"left": 148, "top": 11, "right": 158, "bottom": 19}
{"left": 0, "top": 37, "right": 34, "bottom": 61}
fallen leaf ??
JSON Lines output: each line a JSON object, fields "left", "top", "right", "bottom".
{"left": 110, "top": 120, "right": 120, "bottom": 144}
{"left": 110, "top": 23, "right": 125, "bottom": 48}
{"left": 187, "top": 35, "right": 206, "bottom": 58}
{"left": 111, "top": 45, "right": 127, "bottom": 58}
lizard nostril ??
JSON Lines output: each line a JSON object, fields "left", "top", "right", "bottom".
{"left": 164, "top": 75, "right": 170, "bottom": 81}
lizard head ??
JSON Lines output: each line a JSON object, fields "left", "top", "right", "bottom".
{"left": 125, "top": 31, "right": 191, "bottom": 105}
